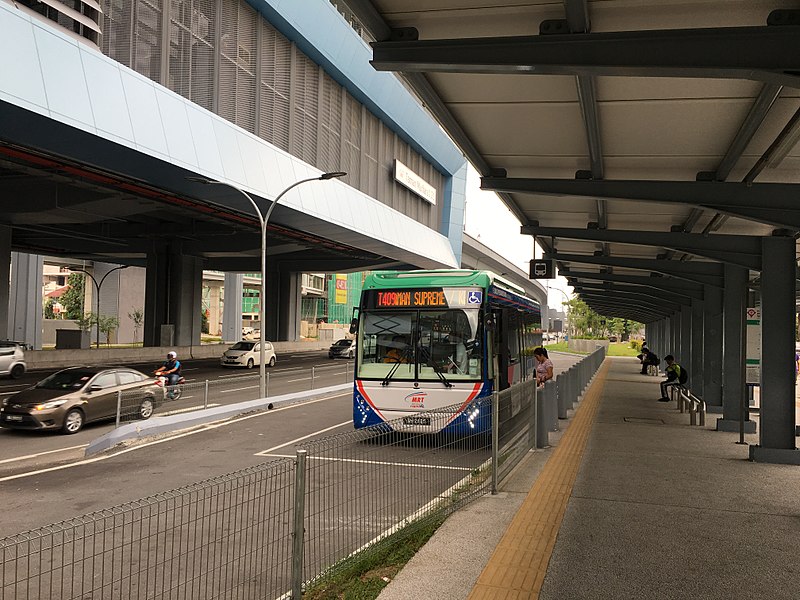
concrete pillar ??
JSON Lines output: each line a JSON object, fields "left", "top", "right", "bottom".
{"left": 718, "top": 264, "right": 753, "bottom": 432}
{"left": 691, "top": 298, "right": 704, "bottom": 400}
{"left": 263, "top": 271, "right": 301, "bottom": 342}
{"left": 751, "top": 235, "right": 799, "bottom": 463}
{"left": 222, "top": 273, "right": 243, "bottom": 343}
{"left": 9, "top": 252, "right": 43, "bottom": 349}
{"left": 671, "top": 310, "right": 681, "bottom": 358}
{"left": 144, "top": 246, "right": 203, "bottom": 348}
{"left": 703, "top": 284, "right": 723, "bottom": 410}
{"left": 0, "top": 226, "right": 10, "bottom": 340}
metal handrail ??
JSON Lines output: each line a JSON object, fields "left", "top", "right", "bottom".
{"left": 671, "top": 385, "right": 705, "bottom": 426}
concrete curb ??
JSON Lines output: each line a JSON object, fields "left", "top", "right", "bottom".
{"left": 85, "top": 382, "right": 352, "bottom": 456}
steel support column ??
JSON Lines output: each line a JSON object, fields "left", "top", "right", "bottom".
{"left": 691, "top": 299, "right": 704, "bottom": 400}
{"left": 0, "top": 226, "right": 10, "bottom": 341}
{"left": 703, "top": 285, "right": 724, "bottom": 410}
{"left": 680, "top": 304, "right": 691, "bottom": 379}
{"left": 718, "top": 264, "right": 754, "bottom": 432}
{"left": 751, "top": 236, "right": 799, "bottom": 463}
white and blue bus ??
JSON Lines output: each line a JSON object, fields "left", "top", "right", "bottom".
{"left": 351, "top": 270, "right": 542, "bottom": 434}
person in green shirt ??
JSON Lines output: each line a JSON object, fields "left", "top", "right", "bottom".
{"left": 658, "top": 355, "right": 688, "bottom": 402}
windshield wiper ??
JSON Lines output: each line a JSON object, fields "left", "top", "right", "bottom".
{"left": 430, "top": 360, "right": 453, "bottom": 388}
{"left": 381, "top": 359, "right": 403, "bottom": 386}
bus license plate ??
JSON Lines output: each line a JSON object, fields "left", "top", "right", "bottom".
{"left": 403, "top": 416, "right": 430, "bottom": 426}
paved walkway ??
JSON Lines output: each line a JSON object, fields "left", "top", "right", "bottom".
{"left": 378, "top": 356, "right": 800, "bottom": 600}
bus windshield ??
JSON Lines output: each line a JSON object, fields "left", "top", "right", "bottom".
{"left": 357, "top": 308, "right": 482, "bottom": 381}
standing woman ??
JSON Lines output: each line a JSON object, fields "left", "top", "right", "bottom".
{"left": 533, "top": 347, "right": 554, "bottom": 387}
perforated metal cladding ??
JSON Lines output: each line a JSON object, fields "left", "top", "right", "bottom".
{"left": 133, "top": 0, "right": 163, "bottom": 82}
{"left": 101, "top": 0, "right": 131, "bottom": 65}
{"left": 219, "top": 0, "right": 257, "bottom": 133}
{"left": 98, "top": 0, "right": 444, "bottom": 231}
{"left": 168, "top": 0, "right": 216, "bottom": 111}
{"left": 292, "top": 52, "right": 320, "bottom": 166}
{"left": 342, "top": 95, "right": 362, "bottom": 189}
{"left": 318, "top": 73, "right": 343, "bottom": 174}
{"left": 259, "top": 21, "right": 291, "bottom": 151}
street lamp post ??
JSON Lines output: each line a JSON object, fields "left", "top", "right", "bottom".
{"left": 188, "top": 172, "right": 346, "bottom": 399}
{"left": 71, "top": 265, "right": 129, "bottom": 348}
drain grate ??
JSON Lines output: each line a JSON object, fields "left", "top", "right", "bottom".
{"left": 623, "top": 417, "right": 665, "bottom": 425}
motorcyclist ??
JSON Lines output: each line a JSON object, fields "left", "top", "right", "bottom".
{"left": 155, "top": 351, "right": 182, "bottom": 386}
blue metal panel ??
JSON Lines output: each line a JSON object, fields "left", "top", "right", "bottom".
{"left": 245, "top": 0, "right": 465, "bottom": 177}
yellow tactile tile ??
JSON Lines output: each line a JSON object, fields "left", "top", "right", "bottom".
{"left": 468, "top": 360, "right": 609, "bottom": 600}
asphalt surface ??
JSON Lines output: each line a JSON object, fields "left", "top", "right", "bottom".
{"left": 0, "top": 350, "right": 353, "bottom": 480}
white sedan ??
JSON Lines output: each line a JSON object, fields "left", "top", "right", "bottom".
{"left": 220, "top": 341, "right": 277, "bottom": 369}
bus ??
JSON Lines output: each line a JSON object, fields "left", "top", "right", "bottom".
{"left": 351, "top": 270, "right": 542, "bottom": 434}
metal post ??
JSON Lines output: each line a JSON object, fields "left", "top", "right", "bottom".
{"left": 115, "top": 390, "right": 122, "bottom": 428}
{"left": 266, "top": 371, "right": 270, "bottom": 398}
{"left": 491, "top": 391, "right": 499, "bottom": 495}
{"left": 291, "top": 449, "right": 308, "bottom": 599}
{"left": 204, "top": 379, "right": 209, "bottom": 410}
{"left": 311, "top": 366, "right": 316, "bottom": 390}
{"left": 529, "top": 382, "right": 538, "bottom": 450}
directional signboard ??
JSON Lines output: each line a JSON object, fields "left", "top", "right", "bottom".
{"left": 746, "top": 307, "right": 760, "bottom": 385}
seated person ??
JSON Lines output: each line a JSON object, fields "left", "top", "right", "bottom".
{"left": 383, "top": 336, "right": 410, "bottom": 363}
{"left": 658, "top": 355, "right": 688, "bottom": 402}
{"left": 640, "top": 349, "right": 659, "bottom": 375}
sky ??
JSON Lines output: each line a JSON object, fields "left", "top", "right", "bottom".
{"left": 462, "top": 164, "right": 572, "bottom": 312}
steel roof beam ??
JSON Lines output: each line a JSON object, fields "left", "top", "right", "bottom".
{"left": 546, "top": 252, "right": 725, "bottom": 287}
{"left": 707, "top": 83, "right": 783, "bottom": 181}
{"left": 522, "top": 225, "right": 762, "bottom": 270}
{"left": 371, "top": 19, "right": 800, "bottom": 88}
{"left": 485, "top": 177, "right": 800, "bottom": 230}
{"left": 577, "top": 291, "right": 675, "bottom": 312}
{"left": 579, "top": 298, "right": 670, "bottom": 321}
{"left": 570, "top": 281, "right": 691, "bottom": 307}
{"left": 562, "top": 268, "right": 703, "bottom": 299}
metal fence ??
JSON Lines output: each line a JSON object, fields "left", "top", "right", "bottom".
{"left": 115, "top": 362, "right": 355, "bottom": 426}
{"left": 1, "top": 350, "right": 606, "bottom": 600}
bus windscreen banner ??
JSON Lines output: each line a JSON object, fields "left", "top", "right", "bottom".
{"left": 365, "top": 288, "right": 483, "bottom": 309}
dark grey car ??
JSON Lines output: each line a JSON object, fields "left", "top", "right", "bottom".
{"left": 0, "top": 367, "right": 160, "bottom": 434}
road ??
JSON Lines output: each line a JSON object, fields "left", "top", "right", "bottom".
{"left": 0, "top": 350, "right": 353, "bottom": 478}
{"left": 0, "top": 351, "right": 582, "bottom": 538}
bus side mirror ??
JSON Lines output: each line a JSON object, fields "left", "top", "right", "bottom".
{"left": 349, "top": 318, "right": 358, "bottom": 334}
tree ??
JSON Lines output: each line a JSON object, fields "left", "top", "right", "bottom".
{"left": 44, "top": 297, "right": 56, "bottom": 320}
{"left": 60, "top": 273, "right": 85, "bottom": 320}
{"left": 128, "top": 308, "right": 144, "bottom": 344}
{"left": 75, "top": 311, "right": 94, "bottom": 333}
{"left": 97, "top": 315, "right": 120, "bottom": 346}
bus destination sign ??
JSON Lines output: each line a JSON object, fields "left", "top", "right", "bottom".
{"left": 370, "top": 288, "right": 483, "bottom": 309}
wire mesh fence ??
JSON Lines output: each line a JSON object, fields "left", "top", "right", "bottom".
{"left": 114, "top": 362, "right": 355, "bottom": 427}
{"left": 1, "top": 350, "right": 605, "bottom": 600}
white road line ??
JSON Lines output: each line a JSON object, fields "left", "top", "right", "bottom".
{"left": 0, "top": 444, "right": 89, "bottom": 465}
{"left": 220, "top": 385, "right": 259, "bottom": 393}
{"left": 182, "top": 368, "right": 199, "bottom": 372}
{"left": 215, "top": 372, "right": 256, "bottom": 379}
{"left": 160, "top": 404, "right": 220, "bottom": 416}
{"left": 287, "top": 377, "right": 310, "bottom": 383}
{"left": 0, "top": 384, "right": 29, "bottom": 390}
{"left": 259, "top": 454, "right": 472, "bottom": 471}
{"left": 253, "top": 420, "right": 352, "bottom": 456}
{"left": 0, "top": 392, "right": 351, "bottom": 483}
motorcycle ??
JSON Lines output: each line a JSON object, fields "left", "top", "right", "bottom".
{"left": 154, "top": 374, "right": 185, "bottom": 401}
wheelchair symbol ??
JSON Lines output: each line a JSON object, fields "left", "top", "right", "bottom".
{"left": 467, "top": 291, "right": 482, "bottom": 304}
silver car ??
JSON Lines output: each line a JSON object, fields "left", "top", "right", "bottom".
{"left": 0, "top": 341, "right": 26, "bottom": 379}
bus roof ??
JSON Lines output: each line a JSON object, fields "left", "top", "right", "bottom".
{"left": 364, "top": 269, "right": 494, "bottom": 290}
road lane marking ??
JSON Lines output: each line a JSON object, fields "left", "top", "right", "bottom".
{"left": 160, "top": 404, "right": 221, "bottom": 416}
{"left": 259, "top": 454, "right": 472, "bottom": 471}
{"left": 0, "top": 392, "right": 351, "bottom": 482}
{"left": 0, "top": 444, "right": 89, "bottom": 465}
{"left": 0, "top": 384, "right": 29, "bottom": 390}
{"left": 287, "top": 377, "right": 310, "bottom": 383}
{"left": 220, "top": 385, "right": 259, "bottom": 393}
{"left": 253, "top": 420, "right": 352, "bottom": 455}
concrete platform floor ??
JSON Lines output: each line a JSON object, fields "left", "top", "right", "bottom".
{"left": 378, "top": 356, "right": 800, "bottom": 600}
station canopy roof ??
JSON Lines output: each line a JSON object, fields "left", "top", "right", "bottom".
{"left": 344, "top": 0, "right": 800, "bottom": 322}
